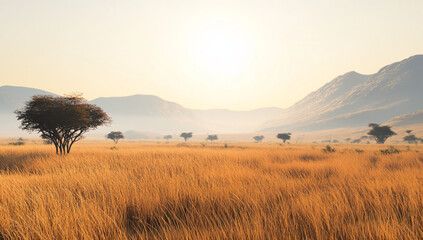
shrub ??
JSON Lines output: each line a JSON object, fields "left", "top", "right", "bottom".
{"left": 380, "top": 146, "right": 400, "bottom": 155}
{"left": 9, "top": 141, "right": 25, "bottom": 146}
{"left": 355, "top": 149, "right": 364, "bottom": 153}
{"left": 322, "top": 145, "right": 335, "bottom": 153}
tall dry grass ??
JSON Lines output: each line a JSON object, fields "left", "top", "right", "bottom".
{"left": 0, "top": 142, "right": 422, "bottom": 239}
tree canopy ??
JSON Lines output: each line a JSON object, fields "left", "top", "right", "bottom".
{"left": 277, "top": 133, "right": 291, "bottom": 143}
{"left": 367, "top": 123, "right": 396, "bottom": 144}
{"left": 180, "top": 132, "right": 193, "bottom": 142}
{"left": 106, "top": 131, "right": 124, "bottom": 144}
{"left": 403, "top": 134, "right": 419, "bottom": 144}
{"left": 16, "top": 94, "right": 110, "bottom": 154}
{"left": 253, "top": 135, "right": 264, "bottom": 143}
{"left": 206, "top": 134, "right": 218, "bottom": 142}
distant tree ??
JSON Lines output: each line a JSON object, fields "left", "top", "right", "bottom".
{"left": 180, "top": 132, "right": 193, "bottom": 142}
{"left": 344, "top": 138, "right": 352, "bottom": 143}
{"left": 163, "top": 135, "right": 172, "bottom": 142}
{"left": 403, "top": 134, "right": 419, "bottom": 144}
{"left": 351, "top": 139, "right": 361, "bottom": 143}
{"left": 253, "top": 135, "right": 264, "bottom": 143}
{"left": 106, "top": 131, "right": 124, "bottom": 144}
{"left": 367, "top": 123, "right": 396, "bottom": 144}
{"left": 206, "top": 134, "right": 218, "bottom": 142}
{"left": 406, "top": 130, "right": 413, "bottom": 134}
{"left": 15, "top": 94, "right": 110, "bottom": 155}
{"left": 277, "top": 133, "right": 291, "bottom": 143}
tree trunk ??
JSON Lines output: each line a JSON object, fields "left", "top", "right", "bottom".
{"left": 54, "top": 143, "right": 59, "bottom": 155}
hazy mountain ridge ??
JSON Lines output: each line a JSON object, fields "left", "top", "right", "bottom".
{"left": 0, "top": 85, "right": 57, "bottom": 113}
{"left": 264, "top": 55, "right": 423, "bottom": 131}
{"left": 0, "top": 86, "right": 283, "bottom": 136}
{"left": 89, "top": 95, "right": 284, "bottom": 134}
{"left": 384, "top": 110, "right": 423, "bottom": 127}
{"left": 90, "top": 95, "right": 191, "bottom": 117}
{"left": 0, "top": 86, "right": 57, "bottom": 136}
{"left": 1, "top": 54, "right": 422, "bottom": 138}
{"left": 88, "top": 94, "right": 207, "bottom": 134}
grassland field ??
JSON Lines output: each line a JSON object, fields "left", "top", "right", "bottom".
{"left": 0, "top": 141, "right": 422, "bottom": 239}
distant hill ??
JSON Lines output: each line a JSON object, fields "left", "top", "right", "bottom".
{"left": 90, "top": 95, "right": 191, "bottom": 117}
{"left": 0, "top": 86, "right": 57, "bottom": 136}
{"left": 89, "top": 95, "right": 207, "bottom": 134}
{"left": 264, "top": 55, "right": 423, "bottom": 131}
{"left": 0, "top": 85, "right": 56, "bottom": 114}
{"left": 89, "top": 95, "right": 284, "bottom": 134}
{"left": 0, "top": 86, "right": 283, "bottom": 137}
{"left": 2, "top": 54, "right": 423, "bottom": 139}
{"left": 123, "top": 130, "right": 163, "bottom": 140}
{"left": 384, "top": 110, "right": 423, "bottom": 127}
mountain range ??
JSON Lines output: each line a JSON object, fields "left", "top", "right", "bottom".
{"left": 263, "top": 55, "right": 423, "bottom": 132}
{"left": 1, "top": 54, "right": 422, "bottom": 139}
{"left": 0, "top": 86, "right": 284, "bottom": 136}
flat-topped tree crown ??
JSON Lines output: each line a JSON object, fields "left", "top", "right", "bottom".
{"left": 164, "top": 135, "right": 172, "bottom": 140}
{"left": 15, "top": 94, "right": 111, "bottom": 155}
{"left": 107, "top": 131, "right": 124, "bottom": 144}
{"left": 253, "top": 135, "right": 264, "bottom": 143}
{"left": 403, "top": 134, "right": 419, "bottom": 144}
{"left": 277, "top": 133, "right": 291, "bottom": 143}
{"left": 206, "top": 134, "right": 218, "bottom": 142}
{"left": 180, "top": 132, "right": 193, "bottom": 142}
{"left": 367, "top": 123, "right": 396, "bottom": 144}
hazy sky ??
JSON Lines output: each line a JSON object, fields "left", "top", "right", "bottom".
{"left": 1, "top": 0, "right": 422, "bottom": 110}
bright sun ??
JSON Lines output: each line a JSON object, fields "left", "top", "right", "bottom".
{"left": 188, "top": 20, "right": 254, "bottom": 77}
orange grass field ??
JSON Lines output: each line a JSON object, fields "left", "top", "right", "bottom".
{"left": 0, "top": 141, "right": 422, "bottom": 239}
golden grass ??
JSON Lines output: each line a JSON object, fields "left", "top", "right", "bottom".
{"left": 0, "top": 142, "right": 422, "bottom": 239}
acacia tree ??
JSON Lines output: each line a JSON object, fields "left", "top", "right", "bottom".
{"left": 16, "top": 94, "right": 110, "bottom": 155}
{"left": 106, "top": 131, "right": 124, "bottom": 144}
{"left": 180, "top": 132, "right": 193, "bottom": 142}
{"left": 403, "top": 135, "right": 419, "bottom": 144}
{"left": 277, "top": 133, "right": 291, "bottom": 143}
{"left": 367, "top": 123, "right": 396, "bottom": 144}
{"left": 206, "top": 134, "right": 218, "bottom": 142}
{"left": 163, "top": 135, "right": 172, "bottom": 142}
{"left": 403, "top": 130, "right": 420, "bottom": 144}
{"left": 253, "top": 135, "right": 264, "bottom": 143}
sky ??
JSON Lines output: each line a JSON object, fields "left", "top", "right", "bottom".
{"left": 1, "top": 0, "right": 422, "bottom": 110}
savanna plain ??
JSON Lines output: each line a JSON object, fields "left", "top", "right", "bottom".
{"left": 0, "top": 141, "right": 422, "bottom": 239}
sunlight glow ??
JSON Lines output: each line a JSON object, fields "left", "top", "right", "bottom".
{"left": 188, "top": 19, "right": 255, "bottom": 78}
